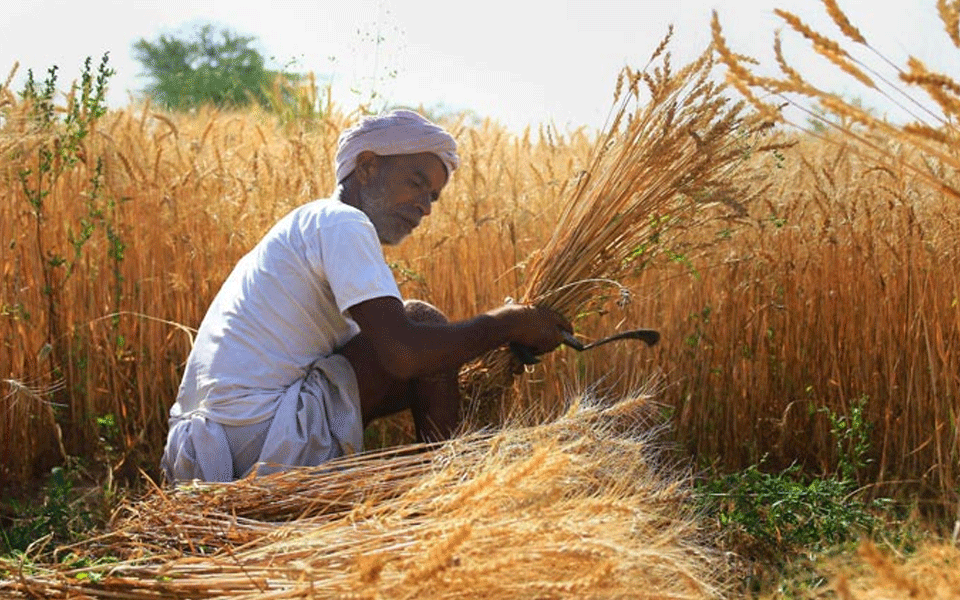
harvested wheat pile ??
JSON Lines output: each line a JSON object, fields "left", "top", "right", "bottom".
{"left": 830, "top": 541, "right": 960, "bottom": 600}
{"left": 1, "top": 391, "right": 727, "bottom": 599}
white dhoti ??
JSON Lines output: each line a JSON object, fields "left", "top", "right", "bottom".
{"left": 161, "top": 354, "right": 364, "bottom": 483}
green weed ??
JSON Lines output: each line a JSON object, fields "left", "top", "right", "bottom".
{"left": 1, "top": 465, "right": 93, "bottom": 556}
{"left": 696, "top": 398, "right": 885, "bottom": 595}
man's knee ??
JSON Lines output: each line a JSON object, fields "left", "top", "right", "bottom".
{"left": 404, "top": 299, "right": 448, "bottom": 325}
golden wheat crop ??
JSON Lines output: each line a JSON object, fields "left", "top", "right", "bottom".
{"left": 822, "top": 540, "right": 960, "bottom": 599}
{"left": 705, "top": 0, "right": 960, "bottom": 509}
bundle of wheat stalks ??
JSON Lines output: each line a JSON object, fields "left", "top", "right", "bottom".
{"left": 2, "top": 392, "right": 726, "bottom": 599}
{"left": 460, "top": 33, "right": 777, "bottom": 424}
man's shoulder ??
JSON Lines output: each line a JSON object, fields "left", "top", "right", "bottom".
{"left": 294, "top": 197, "right": 370, "bottom": 226}
{"left": 272, "top": 198, "right": 379, "bottom": 254}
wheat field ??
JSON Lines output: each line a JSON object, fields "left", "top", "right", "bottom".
{"left": 2, "top": 30, "right": 958, "bottom": 505}
{"left": 2, "top": 0, "right": 960, "bottom": 597}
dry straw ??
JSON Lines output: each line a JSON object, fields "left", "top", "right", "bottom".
{"left": 830, "top": 541, "right": 960, "bottom": 599}
{"left": 1, "top": 391, "right": 728, "bottom": 599}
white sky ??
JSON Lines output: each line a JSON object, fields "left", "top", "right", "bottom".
{"left": 1, "top": 0, "right": 956, "bottom": 132}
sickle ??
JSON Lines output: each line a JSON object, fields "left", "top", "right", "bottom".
{"left": 560, "top": 328, "right": 660, "bottom": 351}
{"left": 510, "top": 328, "right": 660, "bottom": 365}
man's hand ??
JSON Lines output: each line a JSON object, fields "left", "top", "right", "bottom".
{"left": 487, "top": 303, "right": 572, "bottom": 355}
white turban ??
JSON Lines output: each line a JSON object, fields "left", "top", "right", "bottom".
{"left": 334, "top": 109, "right": 459, "bottom": 184}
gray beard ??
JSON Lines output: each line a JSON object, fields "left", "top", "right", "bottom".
{"left": 358, "top": 185, "right": 408, "bottom": 246}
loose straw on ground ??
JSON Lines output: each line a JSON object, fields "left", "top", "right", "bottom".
{"left": 1, "top": 391, "right": 728, "bottom": 599}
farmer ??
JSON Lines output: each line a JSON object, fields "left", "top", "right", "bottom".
{"left": 161, "top": 109, "right": 571, "bottom": 483}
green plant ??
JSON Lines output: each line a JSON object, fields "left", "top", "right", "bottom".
{"left": 696, "top": 398, "right": 886, "bottom": 594}
{"left": 700, "top": 460, "right": 877, "bottom": 554}
{"left": 95, "top": 413, "right": 120, "bottom": 462}
{"left": 17, "top": 54, "right": 113, "bottom": 377}
{"left": 696, "top": 459, "right": 883, "bottom": 597}
{"left": 1, "top": 465, "right": 94, "bottom": 555}
{"left": 825, "top": 395, "right": 873, "bottom": 483}
{"left": 349, "top": 0, "right": 404, "bottom": 114}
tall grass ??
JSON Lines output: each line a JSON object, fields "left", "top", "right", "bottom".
{"left": 645, "top": 135, "right": 960, "bottom": 506}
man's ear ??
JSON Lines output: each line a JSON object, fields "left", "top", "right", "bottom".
{"left": 354, "top": 151, "right": 380, "bottom": 184}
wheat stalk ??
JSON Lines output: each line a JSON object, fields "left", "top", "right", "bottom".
{"left": 822, "top": 0, "right": 867, "bottom": 44}
{"left": 710, "top": 12, "right": 780, "bottom": 121}
{"left": 938, "top": 0, "right": 960, "bottom": 47}
{"left": 715, "top": 1, "right": 960, "bottom": 202}
{"left": 774, "top": 8, "right": 875, "bottom": 89}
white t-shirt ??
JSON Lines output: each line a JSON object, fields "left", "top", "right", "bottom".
{"left": 170, "top": 197, "right": 401, "bottom": 426}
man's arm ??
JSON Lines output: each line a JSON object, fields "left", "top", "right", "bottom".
{"left": 348, "top": 296, "right": 570, "bottom": 380}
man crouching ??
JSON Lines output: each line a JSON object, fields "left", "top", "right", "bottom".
{"left": 161, "top": 110, "right": 571, "bottom": 482}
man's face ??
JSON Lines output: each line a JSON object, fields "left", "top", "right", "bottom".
{"left": 358, "top": 152, "right": 449, "bottom": 245}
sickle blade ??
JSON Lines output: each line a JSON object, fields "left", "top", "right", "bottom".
{"left": 563, "top": 328, "right": 660, "bottom": 351}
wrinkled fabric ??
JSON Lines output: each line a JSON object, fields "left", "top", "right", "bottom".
{"left": 253, "top": 353, "right": 364, "bottom": 477}
{"left": 161, "top": 413, "right": 234, "bottom": 483}
{"left": 335, "top": 109, "right": 459, "bottom": 183}
{"left": 161, "top": 354, "right": 364, "bottom": 482}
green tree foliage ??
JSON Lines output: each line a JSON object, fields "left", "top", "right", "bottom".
{"left": 133, "top": 23, "right": 274, "bottom": 110}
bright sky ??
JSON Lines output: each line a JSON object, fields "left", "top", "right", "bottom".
{"left": 2, "top": 0, "right": 956, "bottom": 132}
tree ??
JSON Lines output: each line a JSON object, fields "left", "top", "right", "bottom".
{"left": 133, "top": 23, "right": 274, "bottom": 110}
